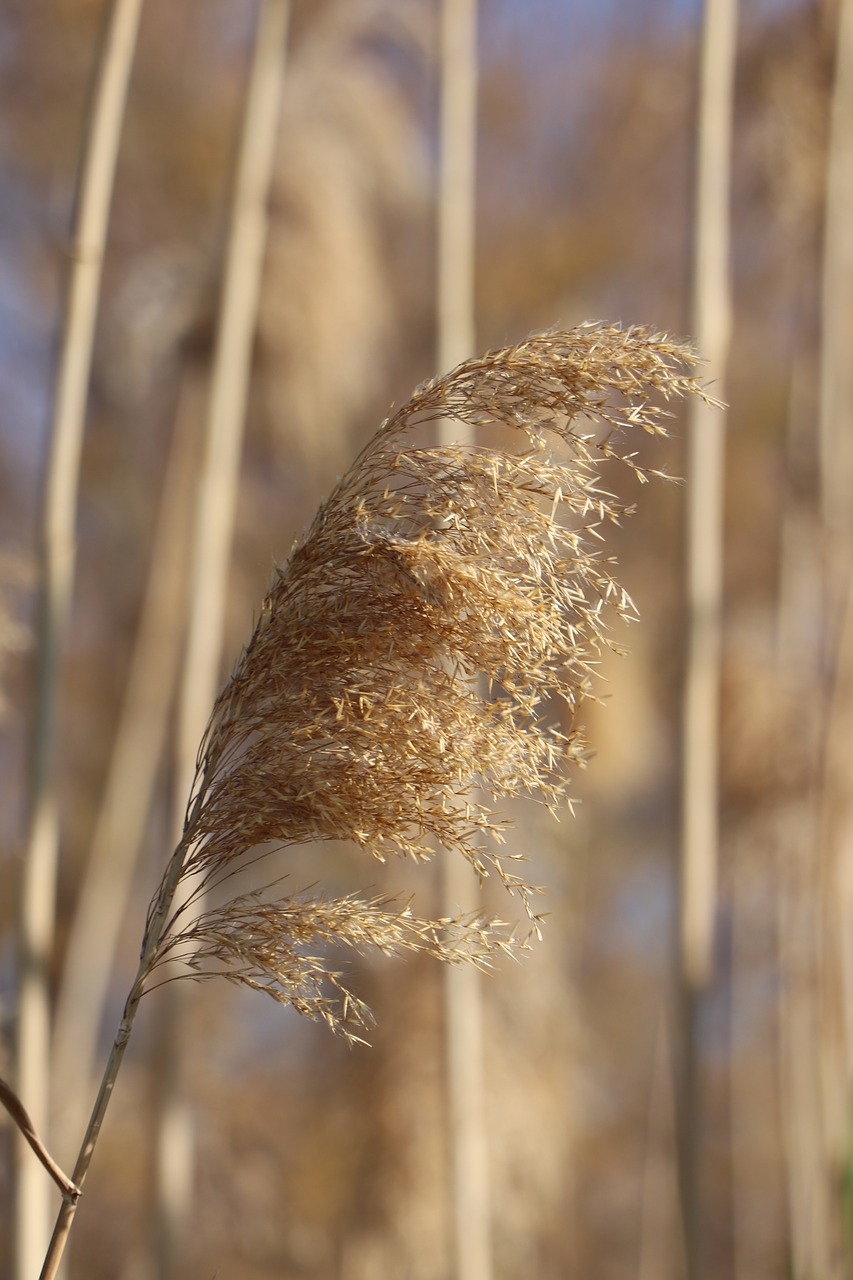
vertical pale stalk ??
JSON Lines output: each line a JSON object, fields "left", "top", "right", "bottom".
{"left": 151, "top": 2, "right": 290, "bottom": 1273}
{"left": 14, "top": 2, "right": 142, "bottom": 1276}
{"left": 773, "top": 347, "right": 829, "bottom": 1273}
{"left": 773, "top": 4, "right": 853, "bottom": 1272}
{"left": 437, "top": 0, "right": 477, "bottom": 368}
{"left": 815, "top": 0, "right": 853, "bottom": 1267}
{"left": 818, "top": 0, "right": 853, "bottom": 1041}
{"left": 436, "top": 3, "right": 492, "bottom": 1280}
{"left": 819, "top": 0, "right": 853, "bottom": 562}
{"left": 677, "top": 2, "right": 736, "bottom": 1278}
{"left": 172, "top": 0, "right": 290, "bottom": 802}
{"left": 50, "top": 371, "right": 199, "bottom": 1159}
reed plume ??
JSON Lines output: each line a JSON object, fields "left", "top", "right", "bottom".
{"left": 142, "top": 323, "right": 709, "bottom": 1036}
{"left": 40, "top": 322, "right": 711, "bottom": 1280}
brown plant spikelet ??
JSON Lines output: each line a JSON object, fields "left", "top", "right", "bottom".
{"left": 143, "top": 323, "right": 711, "bottom": 1040}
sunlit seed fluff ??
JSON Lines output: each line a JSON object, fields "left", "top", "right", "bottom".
{"left": 143, "top": 323, "right": 713, "bottom": 1040}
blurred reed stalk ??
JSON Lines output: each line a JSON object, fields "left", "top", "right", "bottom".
{"left": 819, "top": 0, "right": 853, "bottom": 571}
{"left": 50, "top": 373, "right": 198, "bottom": 1163}
{"left": 769, "top": 13, "right": 838, "bottom": 1273}
{"left": 813, "top": 0, "right": 853, "bottom": 1266}
{"left": 772, "top": 5, "right": 853, "bottom": 1274}
{"left": 149, "top": 3, "right": 291, "bottom": 1273}
{"left": 38, "top": 324, "right": 711, "bottom": 1280}
{"left": 773, "top": 403, "right": 828, "bottom": 1277}
{"left": 436, "top": 2, "right": 493, "bottom": 1279}
{"left": 677, "top": 1, "right": 736, "bottom": 1277}
{"left": 817, "top": 0, "right": 853, "bottom": 1069}
{"left": 14, "top": 3, "right": 142, "bottom": 1277}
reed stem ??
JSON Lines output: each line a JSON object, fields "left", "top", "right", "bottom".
{"left": 38, "top": 822, "right": 197, "bottom": 1280}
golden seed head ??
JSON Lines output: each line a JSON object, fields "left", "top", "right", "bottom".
{"left": 145, "top": 323, "right": 712, "bottom": 1038}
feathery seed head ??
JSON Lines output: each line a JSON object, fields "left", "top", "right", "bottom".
{"left": 144, "top": 324, "right": 712, "bottom": 1039}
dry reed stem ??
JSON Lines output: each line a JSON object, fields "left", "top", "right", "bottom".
{"left": 679, "top": 2, "right": 736, "bottom": 1275}
{"left": 39, "top": 322, "right": 710, "bottom": 1280}
{"left": 140, "top": 323, "right": 711, "bottom": 1039}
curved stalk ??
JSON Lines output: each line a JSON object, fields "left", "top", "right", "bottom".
{"left": 0, "top": 1078, "right": 79, "bottom": 1202}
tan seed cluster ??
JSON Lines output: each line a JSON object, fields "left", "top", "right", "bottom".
{"left": 143, "top": 324, "right": 711, "bottom": 1038}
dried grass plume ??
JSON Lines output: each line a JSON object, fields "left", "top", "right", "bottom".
{"left": 143, "top": 323, "right": 711, "bottom": 1039}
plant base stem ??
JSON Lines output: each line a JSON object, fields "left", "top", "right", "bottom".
{"left": 38, "top": 972, "right": 144, "bottom": 1280}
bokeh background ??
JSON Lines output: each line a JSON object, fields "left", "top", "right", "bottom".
{"left": 2, "top": 1, "right": 853, "bottom": 1278}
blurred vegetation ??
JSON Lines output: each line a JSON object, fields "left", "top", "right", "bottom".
{"left": 1, "top": 1, "right": 851, "bottom": 1278}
